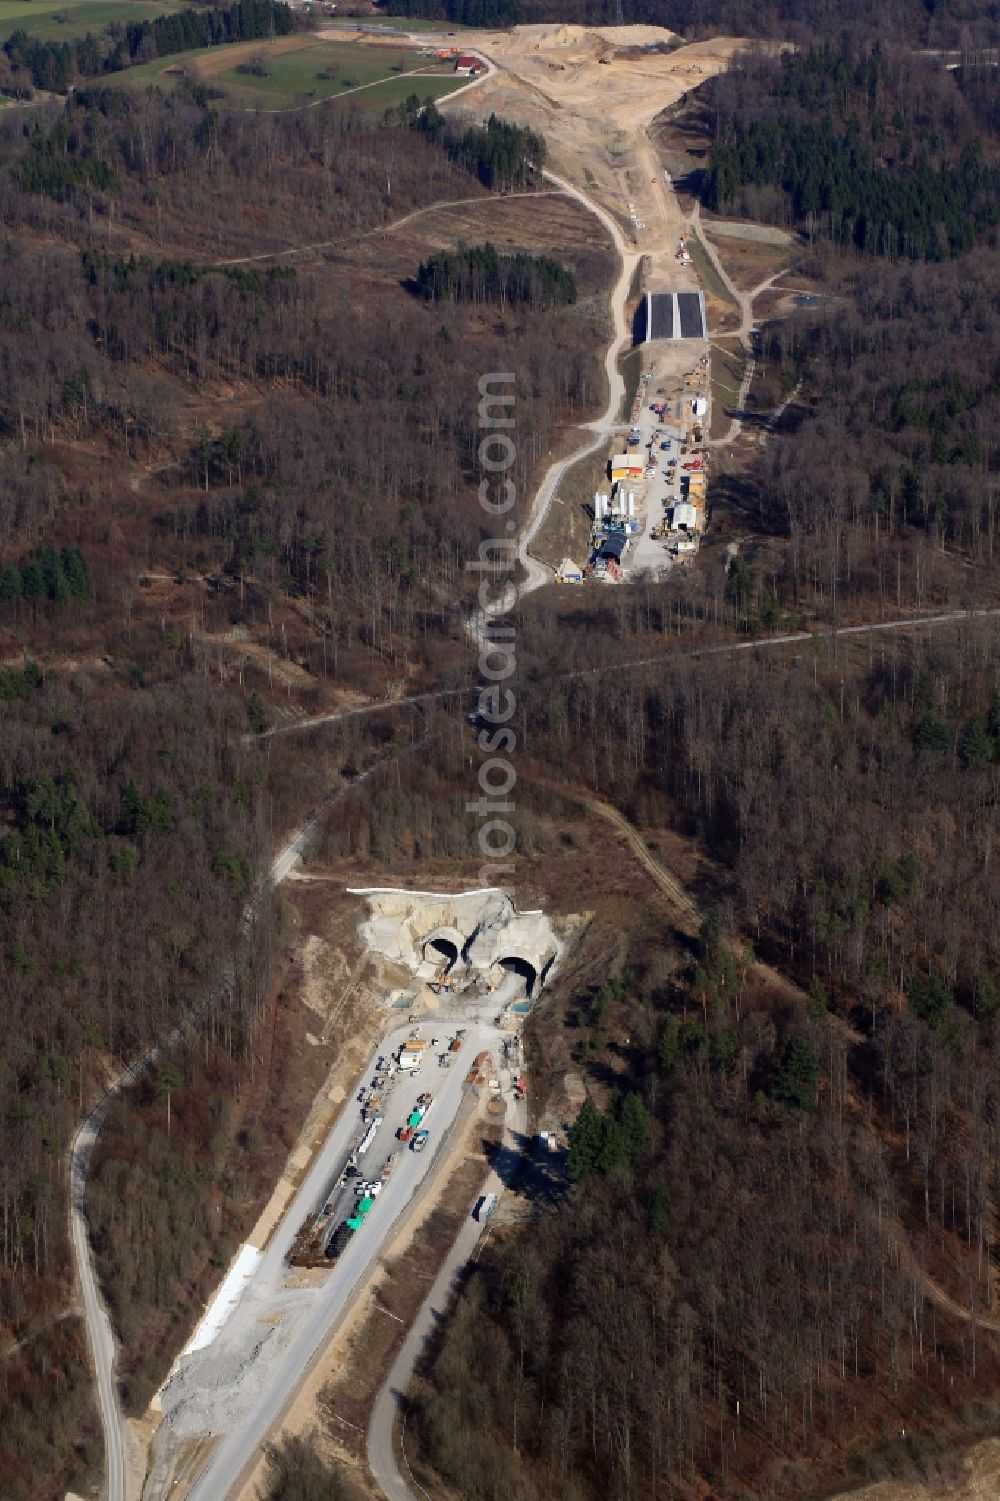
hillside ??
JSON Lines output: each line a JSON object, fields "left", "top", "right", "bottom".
{"left": 0, "top": 78, "right": 614, "bottom": 1499}
{"left": 4, "top": 14, "right": 1000, "bottom": 1501}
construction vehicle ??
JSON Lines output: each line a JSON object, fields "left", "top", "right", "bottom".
{"left": 346, "top": 1195, "right": 374, "bottom": 1231}
{"left": 358, "top": 1116, "right": 383, "bottom": 1155}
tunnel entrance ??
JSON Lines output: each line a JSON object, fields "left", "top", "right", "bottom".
{"left": 498, "top": 955, "right": 538, "bottom": 997}
{"left": 424, "top": 936, "right": 459, "bottom": 974}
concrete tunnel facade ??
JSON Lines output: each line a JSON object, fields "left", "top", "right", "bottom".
{"left": 422, "top": 926, "right": 465, "bottom": 972}
{"left": 352, "top": 888, "right": 562, "bottom": 999}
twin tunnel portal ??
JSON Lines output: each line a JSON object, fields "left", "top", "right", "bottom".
{"left": 423, "top": 928, "right": 546, "bottom": 997}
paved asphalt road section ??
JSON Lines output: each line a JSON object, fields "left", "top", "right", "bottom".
{"left": 177, "top": 996, "right": 520, "bottom": 1501}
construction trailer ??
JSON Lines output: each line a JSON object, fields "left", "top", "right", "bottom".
{"left": 610, "top": 453, "right": 644, "bottom": 482}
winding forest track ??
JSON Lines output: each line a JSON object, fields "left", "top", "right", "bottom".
{"left": 548, "top": 784, "right": 700, "bottom": 929}
{"left": 213, "top": 188, "right": 568, "bottom": 268}
{"left": 70, "top": 1097, "right": 128, "bottom": 1501}
{"left": 540, "top": 779, "right": 809, "bottom": 1009}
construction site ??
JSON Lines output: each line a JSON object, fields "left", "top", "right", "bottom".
{"left": 580, "top": 357, "right": 711, "bottom": 583}
{"left": 423, "top": 25, "right": 739, "bottom": 588}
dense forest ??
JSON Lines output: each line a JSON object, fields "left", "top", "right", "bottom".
{"left": 754, "top": 252, "right": 1000, "bottom": 576}
{"left": 414, "top": 241, "right": 577, "bottom": 306}
{"left": 451, "top": 113, "right": 547, "bottom": 190}
{"left": 704, "top": 46, "right": 1000, "bottom": 257}
{"left": 405, "top": 101, "right": 548, "bottom": 191}
{"left": 1, "top": 0, "right": 292, "bottom": 96}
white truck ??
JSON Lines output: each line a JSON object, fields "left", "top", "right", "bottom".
{"left": 357, "top": 1116, "right": 383, "bottom": 1155}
